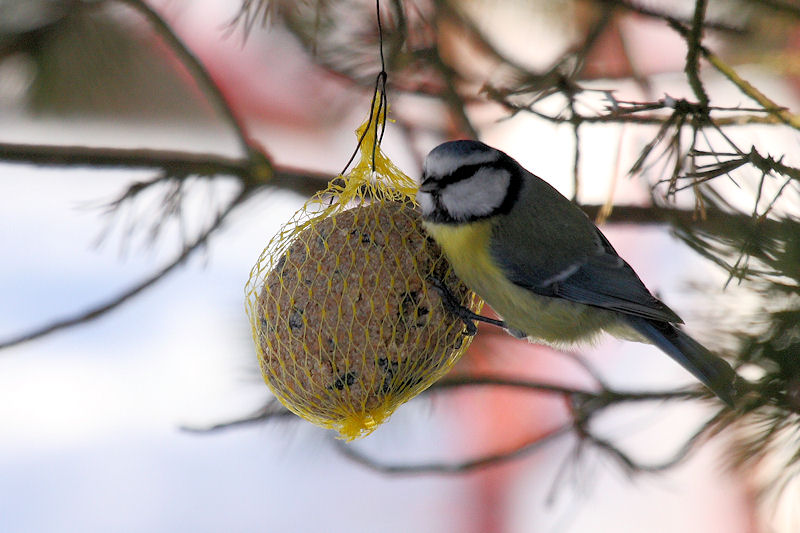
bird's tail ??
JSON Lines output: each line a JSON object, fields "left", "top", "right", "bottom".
{"left": 625, "top": 317, "right": 738, "bottom": 406}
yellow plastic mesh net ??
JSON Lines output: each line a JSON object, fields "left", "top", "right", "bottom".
{"left": 244, "top": 98, "right": 482, "bottom": 440}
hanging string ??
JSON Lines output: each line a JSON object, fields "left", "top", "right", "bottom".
{"left": 339, "top": 0, "right": 389, "bottom": 176}
{"left": 374, "top": 0, "right": 388, "bottom": 150}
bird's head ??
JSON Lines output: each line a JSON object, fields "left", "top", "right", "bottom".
{"left": 418, "top": 140, "right": 522, "bottom": 224}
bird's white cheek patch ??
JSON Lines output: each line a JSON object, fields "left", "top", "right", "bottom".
{"left": 441, "top": 168, "right": 509, "bottom": 221}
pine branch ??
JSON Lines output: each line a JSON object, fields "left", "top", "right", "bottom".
{"left": 666, "top": 18, "right": 800, "bottom": 131}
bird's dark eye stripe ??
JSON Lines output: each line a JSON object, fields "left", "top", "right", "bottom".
{"left": 496, "top": 166, "right": 522, "bottom": 216}
{"left": 437, "top": 162, "right": 507, "bottom": 187}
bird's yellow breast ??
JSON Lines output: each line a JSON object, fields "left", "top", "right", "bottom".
{"left": 424, "top": 220, "right": 502, "bottom": 291}
{"left": 423, "top": 220, "right": 621, "bottom": 345}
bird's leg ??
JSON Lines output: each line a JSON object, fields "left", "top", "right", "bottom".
{"left": 426, "top": 275, "right": 507, "bottom": 336}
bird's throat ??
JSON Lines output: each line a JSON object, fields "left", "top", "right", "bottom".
{"left": 422, "top": 220, "right": 502, "bottom": 295}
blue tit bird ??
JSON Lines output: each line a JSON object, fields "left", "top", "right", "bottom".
{"left": 417, "top": 140, "right": 738, "bottom": 405}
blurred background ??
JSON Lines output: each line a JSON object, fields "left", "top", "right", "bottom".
{"left": 1, "top": 0, "right": 799, "bottom": 531}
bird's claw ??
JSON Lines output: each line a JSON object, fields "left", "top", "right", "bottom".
{"left": 427, "top": 275, "right": 505, "bottom": 336}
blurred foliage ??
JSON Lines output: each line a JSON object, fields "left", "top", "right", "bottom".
{"left": 0, "top": 0, "right": 210, "bottom": 118}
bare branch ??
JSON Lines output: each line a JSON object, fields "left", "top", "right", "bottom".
{"left": 329, "top": 373, "right": 719, "bottom": 475}
{"left": 0, "top": 142, "right": 246, "bottom": 174}
{"left": 685, "top": 0, "right": 710, "bottom": 108}
{"left": 0, "top": 142, "right": 332, "bottom": 195}
{"left": 0, "top": 185, "right": 252, "bottom": 350}
{"left": 118, "top": 0, "right": 258, "bottom": 159}
{"left": 334, "top": 423, "right": 573, "bottom": 474}
{"left": 432, "top": 374, "right": 701, "bottom": 405}
{"left": 180, "top": 398, "right": 295, "bottom": 433}
{"left": 430, "top": 11, "right": 478, "bottom": 138}
{"left": 597, "top": 0, "right": 746, "bottom": 34}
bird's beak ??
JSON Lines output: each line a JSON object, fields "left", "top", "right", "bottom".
{"left": 418, "top": 178, "right": 436, "bottom": 193}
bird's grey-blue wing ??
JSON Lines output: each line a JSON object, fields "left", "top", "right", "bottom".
{"left": 555, "top": 231, "right": 682, "bottom": 323}
{"left": 490, "top": 183, "right": 682, "bottom": 324}
{"left": 486, "top": 171, "right": 735, "bottom": 406}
